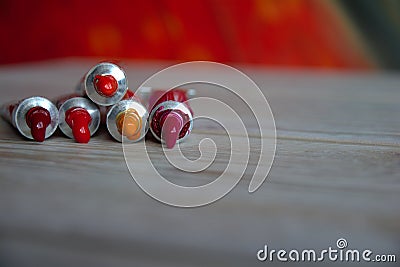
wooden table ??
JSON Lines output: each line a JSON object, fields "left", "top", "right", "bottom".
{"left": 0, "top": 59, "right": 399, "bottom": 266}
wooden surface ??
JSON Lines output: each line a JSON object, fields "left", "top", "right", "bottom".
{"left": 0, "top": 59, "right": 399, "bottom": 267}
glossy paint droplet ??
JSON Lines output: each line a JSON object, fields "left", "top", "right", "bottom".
{"left": 161, "top": 111, "right": 183, "bottom": 149}
{"left": 25, "top": 107, "right": 51, "bottom": 142}
{"left": 116, "top": 109, "right": 142, "bottom": 141}
{"left": 65, "top": 107, "right": 92, "bottom": 143}
{"left": 93, "top": 74, "right": 118, "bottom": 97}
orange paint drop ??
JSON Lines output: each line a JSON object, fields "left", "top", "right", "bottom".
{"left": 116, "top": 109, "right": 142, "bottom": 141}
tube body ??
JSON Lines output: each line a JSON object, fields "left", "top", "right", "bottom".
{"left": 148, "top": 89, "right": 193, "bottom": 148}
{"left": 106, "top": 92, "right": 148, "bottom": 142}
{"left": 76, "top": 62, "right": 128, "bottom": 106}
{"left": 1, "top": 96, "right": 58, "bottom": 141}
{"left": 55, "top": 94, "right": 100, "bottom": 142}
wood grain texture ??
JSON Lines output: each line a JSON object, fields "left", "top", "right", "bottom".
{"left": 0, "top": 59, "right": 399, "bottom": 267}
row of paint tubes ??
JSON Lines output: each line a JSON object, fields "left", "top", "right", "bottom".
{"left": 1, "top": 62, "right": 194, "bottom": 149}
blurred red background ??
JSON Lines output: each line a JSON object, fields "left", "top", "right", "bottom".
{"left": 2, "top": 0, "right": 399, "bottom": 69}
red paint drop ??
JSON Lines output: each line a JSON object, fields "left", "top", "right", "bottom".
{"left": 65, "top": 107, "right": 92, "bottom": 143}
{"left": 26, "top": 107, "right": 51, "bottom": 142}
{"left": 93, "top": 75, "right": 118, "bottom": 97}
{"left": 161, "top": 111, "right": 184, "bottom": 149}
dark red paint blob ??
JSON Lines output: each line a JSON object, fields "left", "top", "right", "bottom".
{"left": 160, "top": 111, "right": 184, "bottom": 149}
{"left": 93, "top": 74, "right": 118, "bottom": 97}
{"left": 25, "top": 107, "right": 51, "bottom": 142}
{"left": 65, "top": 107, "right": 92, "bottom": 143}
{"left": 149, "top": 89, "right": 192, "bottom": 148}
